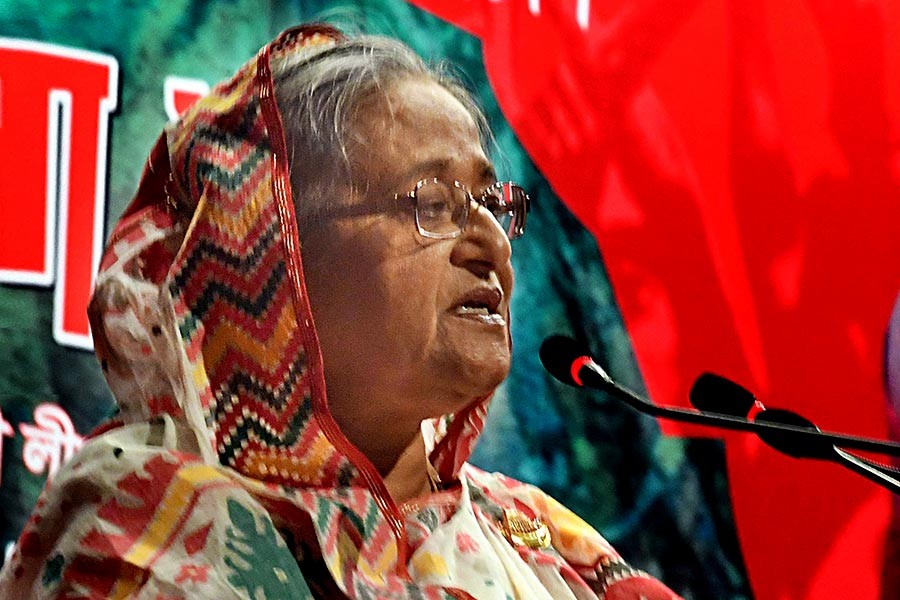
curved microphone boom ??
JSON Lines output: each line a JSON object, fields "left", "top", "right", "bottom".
{"left": 539, "top": 335, "right": 900, "bottom": 461}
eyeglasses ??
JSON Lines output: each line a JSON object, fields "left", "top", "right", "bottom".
{"left": 315, "top": 178, "right": 530, "bottom": 240}
{"left": 398, "top": 178, "right": 530, "bottom": 240}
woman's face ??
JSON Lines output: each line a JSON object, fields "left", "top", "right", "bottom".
{"left": 299, "top": 78, "right": 513, "bottom": 435}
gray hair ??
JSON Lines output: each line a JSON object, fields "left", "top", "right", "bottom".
{"left": 272, "top": 34, "right": 491, "bottom": 226}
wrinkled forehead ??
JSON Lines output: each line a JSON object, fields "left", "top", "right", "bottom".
{"left": 346, "top": 78, "right": 494, "bottom": 195}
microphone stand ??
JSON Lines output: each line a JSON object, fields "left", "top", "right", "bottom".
{"left": 572, "top": 359, "right": 900, "bottom": 494}
{"left": 833, "top": 447, "right": 900, "bottom": 493}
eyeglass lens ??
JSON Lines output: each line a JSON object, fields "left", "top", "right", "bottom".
{"left": 413, "top": 179, "right": 527, "bottom": 240}
{"left": 484, "top": 182, "right": 528, "bottom": 239}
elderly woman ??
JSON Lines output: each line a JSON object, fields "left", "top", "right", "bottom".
{"left": 0, "top": 25, "right": 679, "bottom": 599}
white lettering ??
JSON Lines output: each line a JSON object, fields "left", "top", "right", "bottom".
{"left": 577, "top": 0, "right": 590, "bottom": 30}
{"left": 19, "top": 403, "right": 83, "bottom": 480}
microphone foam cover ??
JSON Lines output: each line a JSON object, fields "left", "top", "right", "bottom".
{"left": 690, "top": 372, "right": 757, "bottom": 416}
{"left": 755, "top": 408, "right": 829, "bottom": 459}
{"left": 539, "top": 335, "right": 591, "bottom": 386}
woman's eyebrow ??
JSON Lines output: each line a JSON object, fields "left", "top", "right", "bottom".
{"left": 386, "top": 158, "right": 450, "bottom": 192}
{"left": 383, "top": 158, "right": 497, "bottom": 194}
{"left": 480, "top": 163, "right": 498, "bottom": 184}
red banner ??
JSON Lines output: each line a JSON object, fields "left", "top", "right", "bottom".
{"left": 0, "top": 39, "right": 117, "bottom": 349}
{"left": 409, "top": 1, "right": 900, "bottom": 598}
{"left": 0, "top": 45, "right": 209, "bottom": 351}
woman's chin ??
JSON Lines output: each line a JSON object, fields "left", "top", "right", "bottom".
{"left": 452, "top": 353, "right": 511, "bottom": 401}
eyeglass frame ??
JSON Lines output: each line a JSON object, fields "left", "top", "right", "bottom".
{"left": 400, "top": 177, "right": 529, "bottom": 240}
{"left": 310, "top": 177, "right": 530, "bottom": 240}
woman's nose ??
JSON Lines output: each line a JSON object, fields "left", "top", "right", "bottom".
{"left": 451, "top": 202, "right": 513, "bottom": 279}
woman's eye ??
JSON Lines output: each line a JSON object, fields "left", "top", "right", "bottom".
{"left": 482, "top": 190, "right": 505, "bottom": 213}
{"left": 418, "top": 196, "right": 453, "bottom": 219}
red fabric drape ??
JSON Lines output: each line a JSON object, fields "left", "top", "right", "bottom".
{"left": 410, "top": 1, "right": 900, "bottom": 598}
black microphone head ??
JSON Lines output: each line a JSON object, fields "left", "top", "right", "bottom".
{"left": 540, "top": 335, "right": 592, "bottom": 386}
{"left": 755, "top": 408, "right": 830, "bottom": 459}
{"left": 690, "top": 372, "right": 758, "bottom": 416}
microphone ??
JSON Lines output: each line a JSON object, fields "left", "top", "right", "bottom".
{"left": 689, "top": 372, "right": 760, "bottom": 417}
{"left": 690, "top": 372, "right": 829, "bottom": 459}
{"left": 539, "top": 335, "right": 900, "bottom": 459}
{"left": 540, "top": 335, "right": 900, "bottom": 492}
{"left": 689, "top": 372, "right": 900, "bottom": 487}
{"left": 690, "top": 373, "right": 821, "bottom": 458}
{"left": 539, "top": 335, "right": 614, "bottom": 389}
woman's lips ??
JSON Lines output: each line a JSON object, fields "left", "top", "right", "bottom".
{"left": 454, "top": 286, "right": 502, "bottom": 310}
{"left": 453, "top": 305, "right": 506, "bottom": 326}
{"left": 451, "top": 286, "right": 506, "bottom": 326}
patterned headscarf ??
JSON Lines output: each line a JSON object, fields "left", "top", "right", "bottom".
{"left": 86, "top": 23, "right": 491, "bottom": 598}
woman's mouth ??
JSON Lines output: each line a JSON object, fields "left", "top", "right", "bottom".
{"left": 452, "top": 287, "right": 506, "bottom": 326}
{"left": 454, "top": 304, "right": 506, "bottom": 325}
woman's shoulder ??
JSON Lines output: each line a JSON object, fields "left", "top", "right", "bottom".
{"left": 0, "top": 423, "right": 314, "bottom": 599}
{"left": 460, "top": 464, "right": 682, "bottom": 600}
{"left": 461, "top": 464, "right": 619, "bottom": 563}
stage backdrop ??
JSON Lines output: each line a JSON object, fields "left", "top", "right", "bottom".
{"left": 1, "top": 1, "right": 898, "bottom": 598}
